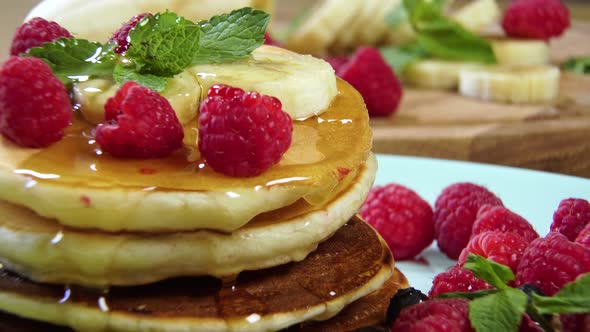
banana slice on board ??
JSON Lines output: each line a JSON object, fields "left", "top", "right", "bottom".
{"left": 26, "top": 0, "right": 274, "bottom": 43}
{"left": 490, "top": 38, "right": 550, "bottom": 66}
{"left": 451, "top": 0, "right": 500, "bottom": 33}
{"left": 459, "top": 65, "right": 560, "bottom": 104}
{"left": 405, "top": 60, "right": 484, "bottom": 90}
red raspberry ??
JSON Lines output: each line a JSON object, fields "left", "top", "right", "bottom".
{"left": 520, "top": 315, "right": 544, "bottom": 332}
{"left": 10, "top": 17, "right": 73, "bottom": 56}
{"left": 561, "top": 313, "right": 590, "bottom": 332}
{"left": 96, "top": 81, "right": 184, "bottom": 158}
{"left": 576, "top": 223, "right": 590, "bottom": 247}
{"left": 198, "top": 85, "right": 292, "bottom": 177}
{"left": 551, "top": 198, "right": 590, "bottom": 241}
{"left": 337, "top": 47, "right": 402, "bottom": 117}
{"left": 434, "top": 183, "right": 503, "bottom": 259}
{"left": 360, "top": 183, "right": 434, "bottom": 260}
{"left": 109, "top": 13, "right": 152, "bottom": 54}
{"left": 325, "top": 56, "right": 350, "bottom": 73}
{"left": 391, "top": 298, "right": 474, "bottom": 332}
{"left": 429, "top": 264, "right": 492, "bottom": 298}
{"left": 502, "top": 0, "right": 570, "bottom": 40}
{"left": 0, "top": 56, "right": 71, "bottom": 148}
{"left": 458, "top": 231, "right": 530, "bottom": 273}
{"left": 472, "top": 205, "right": 539, "bottom": 243}
{"left": 263, "top": 33, "right": 281, "bottom": 47}
{"left": 515, "top": 232, "right": 590, "bottom": 296}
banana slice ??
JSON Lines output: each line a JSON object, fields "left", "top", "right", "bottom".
{"left": 459, "top": 66, "right": 561, "bottom": 104}
{"left": 490, "top": 38, "right": 550, "bottom": 66}
{"left": 287, "top": 0, "right": 364, "bottom": 56}
{"left": 451, "top": 0, "right": 500, "bottom": 33}
{"left": 330, "top": 0, "right": 383, "bottom": 54}
{"left": 26, "top": 0, "right": 274, "bottom": 43}
{"left": 405, "top": 60, "right": 484, "bottom": 90}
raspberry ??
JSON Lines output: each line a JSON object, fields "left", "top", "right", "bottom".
{"left": 472, "top": 205, "right": 539, "bottom": 243}
{"left": 337, "top": 47, "right": 402, "bottom": 117}
{"left": 109, "top": 13, "right": 152, "bottom": 54}
{"left": 429, "top": 264, "right": 492, "bottom": 299}
{"left": 391, "top": 298, "right": 474, "bottom": 332}
{"left": 360, "top": 183, "right": 434, "bottom": 260}
{"left": 515, "top": 232, "right": 590, "bottom": 296}
{"left": 561, "top": 314, "right": 590, "bottom": 332}
{"left": 458, "top": 231, "right": 530, "bottom": 273}
{"left": 198, "top": 85, "right": 292, "bottom": 177}
{"left": 10, "top": 17, "right": 73, "bottom": 56}
{"left": 0, "top": 57, "right": 71, "bottom": 148}
{"left": 96, "top": 81, "right": 184, "bottom": 158}
{"left": 325, "top": 56, "right": 350, "bottom": 73}
{"left": 502, "top": 0, "right": 570, "bottom": 40}
{"left": 263, "top": 33, "right": 281, "bottom": 47}
{"left": 434, "top": 183, "right": 503, "bottom": 259}
{"left": 551, "top": 198, "right": 590, "bottom": 241}
{"left": 575, "top": 223, "right": 590, "bottom": 247}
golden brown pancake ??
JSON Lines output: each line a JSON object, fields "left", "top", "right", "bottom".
{"left": 0, "top": 216, "right": 393, "bottom": 332}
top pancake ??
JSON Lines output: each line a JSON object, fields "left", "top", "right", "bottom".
{"left": 0, "top": 80, "right": 371, "bottom": 232}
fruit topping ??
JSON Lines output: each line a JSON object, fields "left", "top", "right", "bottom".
{"left": 391, "top": 298, "right": 473, "bottom": 332}
{"left": 551, "top": 198, "right": 590, "bottom": 241}
{"left": 198, "top": 84, "right": 292, "bottom": 177}
{"left": 360, "top": 183, "right": 434, "bottom": 260}
{"left": 472, "top": 205, "right": 539, "bottom": 243}
{"left": 576, "top": 223, "right": 590, "bottom": 247}
{"left": 459, "top": 231, "right": 530, "bottom": 273}
{"left": 434, "top": 183, "right": 503, "bottom": 259}
{"left": 502, "top": 0, "right": 570, "bottom": 40}
{"left": 515, "top": 232, "right": 590, "bottom": 296}
{"left": 429, "top": 264, "right": 492, "bottom": 298}
{"left": 336, "top": 47, "right": 402, "bottom": 117}
{"left": 109, "top": 13, "right": 153, "bottom": 54}
{"left": 10, "top": 17, "right": 73, "bottom": 56}
{"left": 0, "top": 56, "right": 71, "bottom": 148}
{"left": 96, "top": 81, "right": 184, "bottom": 158}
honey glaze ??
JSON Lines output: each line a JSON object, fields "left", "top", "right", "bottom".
{"left": 15, "top": 80, "right": 370, "bottom": 192}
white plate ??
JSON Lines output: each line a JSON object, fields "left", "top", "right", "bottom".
{"left": 374, "top": 154, "right": 590, "bottom": 294}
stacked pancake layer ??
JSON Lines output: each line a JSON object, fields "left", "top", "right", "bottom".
{"left": 0, "top": 40, "right": 401, "bottom": 330}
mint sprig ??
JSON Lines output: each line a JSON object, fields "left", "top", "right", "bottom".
{"left": 563, "top": 56, "right": 590, "bottom": 75}
{"left": 25, "top": 38, "right": 117, "bottom": 85}
{"left": 436, "top": 254, "right": 590, "bottom": 332}
{"left": 22, "top": 8, "right": 270, "bottom": 91}
{"left": 380, "top": 43, "right": 428, "bottom": 75}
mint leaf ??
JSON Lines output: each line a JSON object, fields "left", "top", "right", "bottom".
{"left": 469, "top": 288, "right": 528, "bottom": 332}
{"left": 385, "top": 5, "right": 409, "bottom": 29}
{"left": 533, "top": 273, "right": 590, "bottom": 314}
{"left": 380, "top": 43, "right": 428, "bottom": 75}
{"left": 402, "top": 0, "right": 495, "bottom": 63}
{"left": 193, "top": 7, "right": 270, "bottom": 65}
{"left": 127, "top": 11, "right": 201, "bottom": 77}
{"left": 563, "top": 56, "right": 590, "bottom": 74}
{"left": 113, "top": 64, "right": 169, "bottom": 91}
{"left": 436, "top": 289, "right": 499, "bottom": 300}
{"left": 464, "top": 254, "right": 514, "bottom": 290}
{"left": 26, "top": 38, "right": 117, "bottom": 84}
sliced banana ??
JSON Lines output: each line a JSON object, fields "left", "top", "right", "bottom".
{"left": 72, "top": 79, "right": 118, "bottom": 124}
{"left": 405, "top": 60, "right": 484, "bottom": 90}
{"left": 451, "top": 0, "right": 500, "bottom": 33}
{"left": 287, "top": 0, "right": 364, "bottom": 56}
{"left": 459, "top": 66, "right": 561, "bottom": 104}
{"left": 26, "top": 0, "right": 274, "bottom": 43}
{"left": 330, "top": 0, "right": 383, "bottom": 54}
{"left": 490, "top": 38, "right": 550, "bottom": 66}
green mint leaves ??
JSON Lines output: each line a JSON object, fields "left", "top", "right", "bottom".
{"left": 193, "top": 7, "right": 269, "bottom": 65}
{"left": 384, "top": 0, "right": 496, "bottom": 68}
{"left": 25, "top": 38, "right": 118, "bottom": 85}
{"left": 24, "top": 8, "right": 270, "bottom": 90}
{"left": 563, "top": 56, "right": 590, "bottom": 75}
{"left": 380, "top": 43, "right": 428, "bottom": 76}
{"left": 438, "top": 254, "right": 590, "bottom": 332}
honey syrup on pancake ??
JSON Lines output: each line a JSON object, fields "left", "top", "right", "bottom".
{"left": 12, "top": 81, "right": 370, "bottom": 196}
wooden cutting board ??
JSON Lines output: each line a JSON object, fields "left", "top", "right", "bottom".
{"left": 371, "top": 23, "right": 590, "bottom": 178}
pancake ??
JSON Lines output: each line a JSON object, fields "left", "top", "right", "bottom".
{"left": 0, "top": 154, "right": 376, "bottom": 287}
{"left": 0, "top": 79, "right": 371, "bottom": 233}
{"left": 0, "top": 216, "right": 393, "bottom": 332}
{"left": 26, "top": 0, "right": 274, "bottom": 44}
{"left": 0, "top": 269, "right": 409, "bottom": 331}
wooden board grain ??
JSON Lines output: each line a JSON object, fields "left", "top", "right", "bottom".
{"left": 371, "top": 23, "right": 590, "bottom": 177}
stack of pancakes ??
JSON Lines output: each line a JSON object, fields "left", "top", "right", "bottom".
{"left": 0, "top": 62, "right": 407, "bottom": 331}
